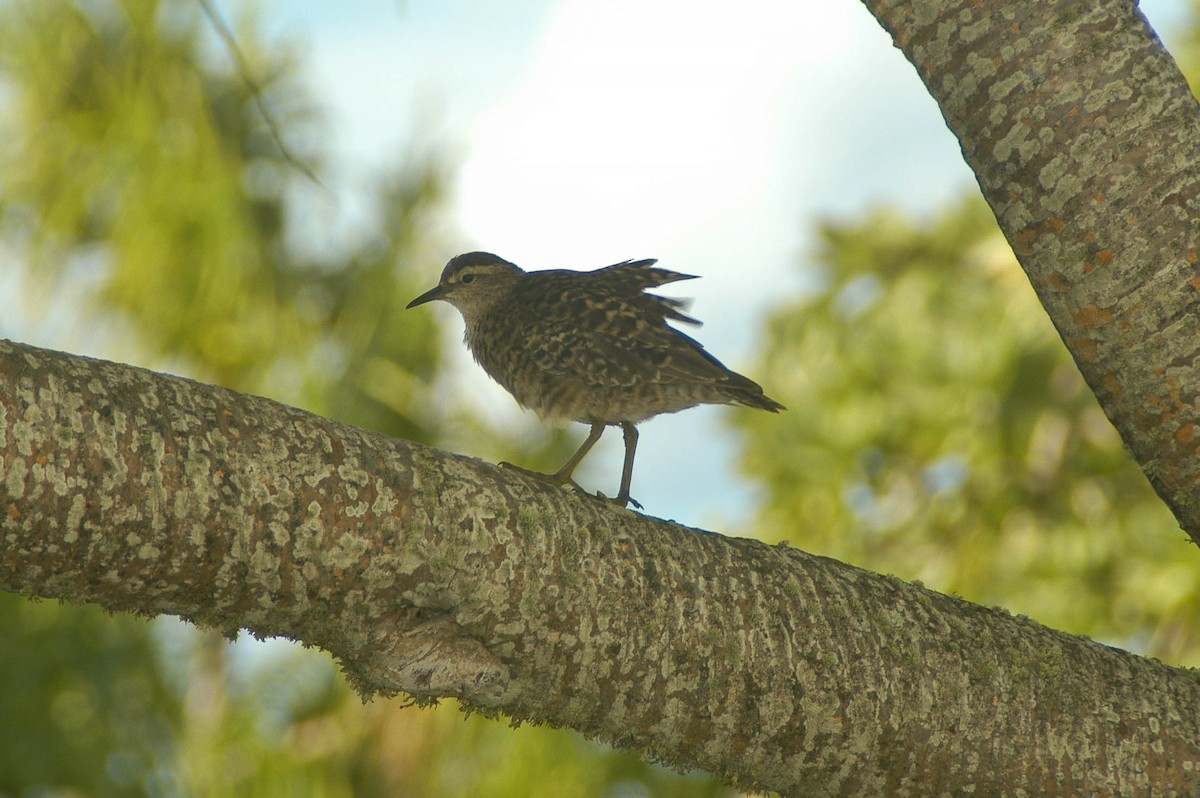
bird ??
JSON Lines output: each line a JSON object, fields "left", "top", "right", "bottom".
{"left": 406, "top": 251, "right": 784, "bottom": 509}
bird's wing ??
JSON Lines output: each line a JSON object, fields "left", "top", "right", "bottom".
{"left": 591, "top": 258, "right": 696, "bottom": 287}
{"left": 514, "top": 275, "right": 727, "bottom": 388}
{"left": 591, "top": 262, "right": 735, "bottom": 384}
{"left": 591, "top": 259, "right": 701, "bottom": 325}
{"left": 591, "top": 312, "right": 735, "bottom": 387}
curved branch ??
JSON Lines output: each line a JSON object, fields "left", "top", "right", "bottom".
{"left": 2, "top": 339, "right": 1198, "bottom": 795}
{"left": 863, "top": 0, "right": 1200, "bottom": 541}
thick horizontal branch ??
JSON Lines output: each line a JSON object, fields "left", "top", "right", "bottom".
{"left": 863, "top": 0, "right": 1200, "bottom": 542}
{"left": 2, "top": 339, "right": 1199, "bottom": 796}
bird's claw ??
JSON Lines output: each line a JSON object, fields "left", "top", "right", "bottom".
{"left": 499, "top": 462, "right": 588, "bottom": 495}
{"left": 596, "top": 490, "right": 642, "bottom": 511}
{"left": 497, "top": 463, "right": 639, "bottom": 509}
{"left": 498, "top": 461, "right": 556, "bottom": 482}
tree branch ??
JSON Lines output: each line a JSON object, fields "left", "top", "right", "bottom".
{"left": 3, "top": 339, "right": 1198, "bottom": 796}
{"left": 861, "top": 0, "right": 1200, "bottom": 543}
{"left": 197, "top": 0, "right": 325, "bottom": 189}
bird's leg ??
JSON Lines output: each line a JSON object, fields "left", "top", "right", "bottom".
{"left": 612, "top": 422, "right": 642, "bottom": 510}
{"left": 500, "top": 421, "right": 605, "bottom": 492}
{"left": 550, "top": 421, "right": 606, "bottom": 486}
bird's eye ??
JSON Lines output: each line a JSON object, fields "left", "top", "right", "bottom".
{"left": 461, "top": 274, "right": 476, "bottom": 284}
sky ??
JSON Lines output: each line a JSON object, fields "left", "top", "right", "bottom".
{"left": 236, "top": 0, "right": 1193, "bottom": 529}
{"left": 19, "top": 0, "right": 1194, "bottom": 529}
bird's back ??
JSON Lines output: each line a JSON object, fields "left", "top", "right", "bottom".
{"left": 465, "top": 259, "right": 783, "bottom": 423}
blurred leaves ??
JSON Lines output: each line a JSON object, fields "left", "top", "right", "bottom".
{"left": 1169, "top": 0, "right": 1200, "bottom": 100}
{"left": 8, "top": 0, "right": 1197, "bottom": 795}
{"left": 0, "top": 0, "right": 446, "bottom": 443}
{"left": 735, "top": 198, "right": 1197, "bottom": 664}
{"left": 0, "top": 595, "right": 180, "bottom": 797}
{"left": 0, "top": 0, "right": 716, "bottom": 796}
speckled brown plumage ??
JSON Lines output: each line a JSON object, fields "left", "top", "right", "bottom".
{"left": 407, "top": 251, "right": 784, "bottom": 508}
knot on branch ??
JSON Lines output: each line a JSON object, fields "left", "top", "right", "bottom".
{"left": 367, "top": 615, "right": 514, "bottom": 706}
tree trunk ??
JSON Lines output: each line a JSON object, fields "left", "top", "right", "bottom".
{"left": 3, "top": 339, "right": 1199, "bottom": 796}
{"left": 863, "top": 0, "right": 1200, "bottom": 544}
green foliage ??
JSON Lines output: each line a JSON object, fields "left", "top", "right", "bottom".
{"left": 0, "top": 1, "right": 707, "bottom": 796}
{"left": 735, "top": 198, "right": 1199, "bottom": 664}
{"left": 1169, "top": 0, "right": 1200, "bottom": 100}
{"left": 0, "top": 0, "right": 445, "bottom": 443}
{"left": 165, "top": 634, "right": 383, "bottom": 798}
{"left": 0, "top": 595, "right": 180, "bottom": 797}
{"left": 147, "top": 632, "right": 734, "bottom": 798}
{"left": 368, "top": 704, "right": 734, "bottom": 798}
{"left": 10, "top": 0, "right": 1195, "bottom": 795}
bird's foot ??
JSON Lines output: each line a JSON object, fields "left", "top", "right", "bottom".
{"left": 498, "top": 463, "right": 640, "bottom": 509}
{"left": 597, "top": 490, "right": 643, "bottom": 511}
{"left": 498, "top": 462, "right": 587, "bottom": 494}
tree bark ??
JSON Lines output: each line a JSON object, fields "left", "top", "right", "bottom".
{"left": 3, "top": 339, "right": 1200, "bottom": 796}
{"left": 862, "top": 0, "right": 1200, "bottom": 543}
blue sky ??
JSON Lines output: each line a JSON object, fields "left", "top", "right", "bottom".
{"left": 19, "top": 0, "right": 1191, "bottom": 529}
{"left": 229, "top": 0, "right": 1194, "bottom": 528}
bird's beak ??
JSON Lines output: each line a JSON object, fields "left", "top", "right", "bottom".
{"left": 406, "top": 284, "right": 446, "bottom": 309}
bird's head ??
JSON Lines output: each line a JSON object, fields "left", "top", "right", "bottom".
{"left": 406, "top": 252, "right": 524, "bottom": 318}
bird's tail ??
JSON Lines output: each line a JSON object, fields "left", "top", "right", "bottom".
{"left": 724, "top": 373, "right": 785, "bottom": 413}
